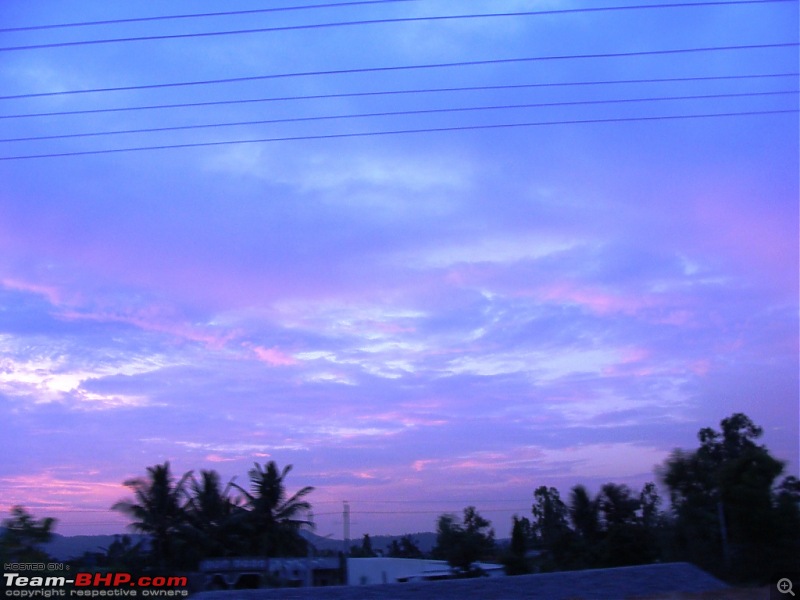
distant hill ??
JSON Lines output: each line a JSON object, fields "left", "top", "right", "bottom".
{"left": 43, "top": 533, "right": 148, "bottom": 561}
{"left": 40, "top": 531, "right": 439, "bottom": 561}
{"left": 303, "top": 531, "right": 439, "bottom": 555}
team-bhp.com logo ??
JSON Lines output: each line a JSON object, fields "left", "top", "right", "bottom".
{"left": 4, "top": 570, "right": 188, "bottom": 597}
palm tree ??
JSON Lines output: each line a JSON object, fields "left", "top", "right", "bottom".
{"left": 569, "top": 484, "right": 599, "bottom": 543}
{"left": 232, "top": 461, "right": 314, "bottom": 557}
{"left": 112, "top": 462, "right": 191, "bottom": 570}
{"left": 183, "top": 469, "right": 241, "bottom": 559}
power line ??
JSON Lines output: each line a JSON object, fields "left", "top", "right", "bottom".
{"left": 2, "top": 73, "right": 796, "bottom": 120}
{"left": 0, "top": 1, "right": 418, "bottom": 33}
{"left": 2, "top": 108, "right": 794, "bottom": 161}
{"left": 1, "top": 1, "right": 795, "bottom": 52}
{"left": 2, "top": 43, "right": 796, "bottom": 101}
{"left": 4, "top": 91, "right": 794, "bottom": 143}
{"left": 2, "top": 0, "right": 791, "bottom": 33}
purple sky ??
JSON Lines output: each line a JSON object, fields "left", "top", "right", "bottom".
{"left": 0, "top": 0, "right": 798, "bottom": 540}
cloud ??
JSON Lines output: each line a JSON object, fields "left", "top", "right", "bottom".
{"left": 249, "top": 344, "right": 298, "bottom": 366}
{"left": 0, "top": 0, "right": 795, "bottom": 539}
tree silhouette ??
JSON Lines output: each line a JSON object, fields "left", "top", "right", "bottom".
{"left": 350, "top": 533, "right": 376, "bottom": 557}
{"left": 112, "top": 462, "right": 191, "bottom": 570}
{"left": 565, "top": 484, "right": 600, "bottom": 568}
{"left": 433, "top": 506, "right": 495, "bottom": 575}
{"left": 101, "top": 534, "right": 148, "bottom": 572}
{"left": 503, "top": 515, "right": 532, "bottom": 575}
{"left": 0, "top": 506, "right": 56, "bottom": 563}
{"left": 569, "top": 484, "right": 599, "bottom": 544}
{"left": 388, "top": 535, "right": 423, "bottom": 558}
{"left": 531, "top": 486, "right": 573, "bottom": 570}
{"left": 183, "top": 469, "right": 242, "bottom": 560}
{"left": 659, "top": 412, "right": 796, "bottom": 581}
{"left": 595, "top": 482, "right": 657, "bottom": 567}
{"left": 232, "top": 461, "right": 314, "bottom": 557}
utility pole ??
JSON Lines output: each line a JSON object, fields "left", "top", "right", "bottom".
{"left": 306, "top": 510, "right": 314, "bottom": 588}
{"left": 342, "top": 501, "right": 351, "bottom": 586}
{"left": 343, "top": 501, "right": 351, "bottom": 555}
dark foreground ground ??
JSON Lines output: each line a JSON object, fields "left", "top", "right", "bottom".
{"left": 195, "top": 562, "right": 745, "bottom": 600}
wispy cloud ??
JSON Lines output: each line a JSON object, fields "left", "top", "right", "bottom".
{"left": 0, "top": 0, "right": 795, "bottom": 539}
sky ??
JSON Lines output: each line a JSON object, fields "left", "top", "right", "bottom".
{"left": 0, "top": 0, "right": 797, "bottom": 541}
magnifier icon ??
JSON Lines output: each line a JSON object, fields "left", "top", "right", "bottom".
{"left": 778, "top": 578, "right": 795, "bottom": 596}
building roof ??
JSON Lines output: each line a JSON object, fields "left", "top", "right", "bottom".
{"left": 194, "top": 561, "right": 729, "bottom": 599}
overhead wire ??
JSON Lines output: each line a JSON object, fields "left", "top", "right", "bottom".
{"left": 1, "top": 0, "right": 791, "bottom": 33}
{"left": 0, "top": 1, "right": 795, "bottom": 52}
{"left": 3, "top": 91, "right": 795, "bottom": 143}
{"left": 0, "top": 2, "right": 795, "bottom": 535}
{"left": 2, "top": 109, "right": 795, "bottom": 161}
{"left": 2, "top": 43, "right": 796, "bottom": 100}
{"left": 2, "top": 73, "right": 796, "bottom": 120}
{"left": 0, "top": 6, "right": 794, "bottom": 161}
{"left": 0, "top": 1, "right": 419, "bottom": 33}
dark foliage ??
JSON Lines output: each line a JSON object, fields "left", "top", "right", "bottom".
{"left": 658, "top": 413, "right": 799, "bottom": 582}
{"left": 0, "top": 506, "right": 56, "bottom": 563}
{"left": 110, "top": 460, "right": 314, "bottom": 571}
{"left": 387, "top": 535, "right": 424, "bottom": 558}
{"left": 432, "top": 506, "right": 495, "bottom": 575}
{"left": 510, "top": 413, "right": 797, "bottom": 584}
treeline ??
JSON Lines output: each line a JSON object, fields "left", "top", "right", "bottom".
{"left": 3, "top": 413, "right": 798, "bottom": 584}
{"left": 424, "top": 413, "right": 800, "bottom": 584}
{"left": 1, "top": 461, "right": 314, "bottom": 576}
{"left": 1, "top": 461, "right": 314, "bottom": 575}
{"left": 106, "top": 461, "right": 314, "bottom": 571}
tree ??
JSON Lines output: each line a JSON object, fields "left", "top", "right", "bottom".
{"left": 351, "top": 533, "right": 377, "bottom": 557}
{"left": 569, "top": 485, "right": 599, "bottom": 544}
{"left": 112, "top": 462, "right": 191, "bottom": 570}
{"left": 595, "top": 482, "right": 657, "bottom": 567}
{"left": 566, "top": 485, "right": 600, "bottom": 568}
{"left": 658, "top": 413, "right": 794, "bottom": 581}
{"left": 0, "top": 506, "right": 56, "bottom": 563}
{"left": 773, "top": 475, "right": 800, "bottom": 570}
{"left": 531, "top": 486, "right": 570, "bottom": 547}
{"left": 388, "top": 535, "right": 423, "bottom": 558}
{"left": 639, "top": 482, "right": 662, "bottom": 531}
{"left": 183, "top": 470, "right": 242, "bottom": 561}
{"left": 597, "top": 483, "right": 639, "bottom": 529}
{"left": 432, "top": 507, "right": 495, "bottom": 575}
{"left": 530, "top": 486, "right": 573, "bottom": 570}
{"left": 503, "top": 515, "right": 532, "bottom": 575}
{"left": 232, "top": 461, "right": 314, "bottom": 557}
{"left": 101, "top": 535, "right": 148, "bottom": 572}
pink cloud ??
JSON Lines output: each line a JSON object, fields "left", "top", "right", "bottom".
{"left": 602, "top": 346, "right": 655, "bottom": 377}
{"left": 1, "top": 277, "right": 67, "bottom": 306}
{"left": 59, "top": 306, "right": 235, "bottom": 350}
{"left": 206, "top": 454, "right": 241, "bottom": 463}
{"left": 538, "top": 281, "right": 653, "bottom": 315}
{"left": 0, "top": 471, "right": 129, "bottom": 535}
{"left": 250, "top": 345, "right": 297, "bottom": 367}
{"left": 359, "top": 411, "right": 448, "bottom": 428}
{"left": 2, "top": 274, "right": 238, "bottom": 351}
{"left": 412, "top": 459, "right": 436, "bottom": 472}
